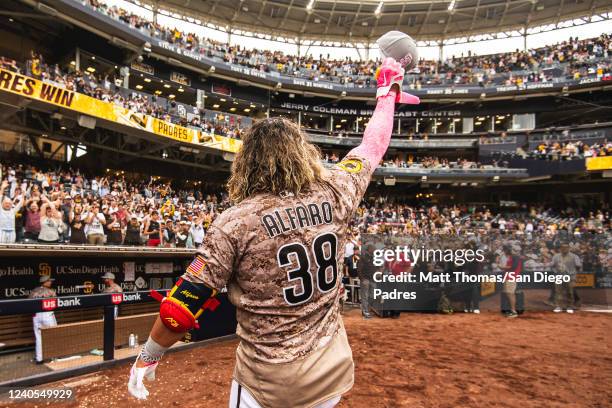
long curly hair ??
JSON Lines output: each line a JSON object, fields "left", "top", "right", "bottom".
{"left": 228, "top": 117, "right": 324, "bottom": 203}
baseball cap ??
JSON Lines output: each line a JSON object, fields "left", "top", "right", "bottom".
{"left": 101, "top": 272, "right": 115, "bottom": 280}
{"left": 39, "top": 275, "right": 55, "bottom": 283}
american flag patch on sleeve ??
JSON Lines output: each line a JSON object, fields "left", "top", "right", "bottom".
{"left": 187, "top": 255, "right": 206, "bottom": 275}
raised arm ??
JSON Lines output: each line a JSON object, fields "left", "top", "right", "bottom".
{"left": 0, "top": 180, "right": 8, "bottom": 199}
{"left": 346, "top": 58, "right": 419, "bottom": 175}
{"left": 348, "top": 91, "right": 398, "bottom": 174}
{"left": 39, "top": 195, "right": 50, "bottom": 217}
{"left": 14, "top": 193, "right": 25, "bottom": 213}
{"left": 128, "top": 214, "right": 235, "bottom": 400}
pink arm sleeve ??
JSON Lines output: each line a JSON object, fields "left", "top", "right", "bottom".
{"left": 346, "top": 91, "right": 397, "bottom": 174}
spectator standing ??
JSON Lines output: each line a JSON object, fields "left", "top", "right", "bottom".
{"left": 38, "top": 197, "right": 63, "bottom": 244}
{"left": 189, "top": 215, "right": 205, "bottom": 247}
{"left": 24, "top": 201, "right": 42, "bottom": 240}
{"left": 68, "top": 204, "right": 88, "bottom": 244}
{"left": 0, "top": 180, "right": 24, "bottom": 243}
{"left": 85, "top": 203, "right": 107, "bottom": 245}
{"left": 124, "top": 215, "right": 142, "bottom": 246}
{"left": 106, "top": 212, "right": 124, "bottom": 245}
{"left": 143, "top": 211, "right": 162, "bottom": 246}
{"left": 162, "top": 219, "right": 176, "bottom": 247}
{"left": 358, "top": 243, "right": 377, "bottom": 319}
{"left": 551, "top": 242, "right": 582, "bottom": 313}
{"left": 175, "top": 220, "right": 194, "bottom": 248}
{"left": 500, "top": 245, "right": 522, "bottom": 318}
{"left": 344, "top": 232, "right": 357, "bottom": 269}
{"left": 462, "top": 241, "right": 482, "bottom": 314}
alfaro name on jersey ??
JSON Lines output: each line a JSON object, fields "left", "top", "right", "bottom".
{"left": 261, "top": 201, "right": 333, "bottom": 238}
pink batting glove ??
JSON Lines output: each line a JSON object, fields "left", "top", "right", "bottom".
{"left": 375, "top": 57, "right": 420, "bottom": 105}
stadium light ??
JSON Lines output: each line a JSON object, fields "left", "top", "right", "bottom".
{"left": 375, "top": 1, "right": 384, "bottom": 17}
{"left": 448, "top": 0, "right": 456, "bottom": 12}
{"left": 306, "top": 0, "right": 315, "bottom": 12}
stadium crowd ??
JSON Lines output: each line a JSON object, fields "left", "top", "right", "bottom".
{"left": 520, "top": 140, "right": 611, "bottom": 160}
{"left": 1, "top": 158, "right": 609, "bottom": 247}
{"left": 2, "top": 51, "right": 609, "bottom": 153}
{"left": 413, "top": 34, "right": 612, "bottom": 87}
{"left": 352, "top": 197, "right": 610, "bottom": 237}
{"left": 322, "top": 152, "right": 494, "bottom": 169}
{"left": 0, "top": 161, "right": 229, "bottom": 247}
{"left": 83, "top": 0, "right": 611, "bottom": 87}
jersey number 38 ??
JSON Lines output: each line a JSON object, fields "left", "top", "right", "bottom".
{"left": 277, "top": 232, "right": 338, "bottom": 306}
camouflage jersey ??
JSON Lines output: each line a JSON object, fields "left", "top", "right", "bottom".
{"left": 183, "top": 155, "right": 371, "bottom": 363}
{"left": 103, "top": 283, "right": 123, "bottom": 293}
{"left": 28, "top": 286, "right": 57, "bottom": 299}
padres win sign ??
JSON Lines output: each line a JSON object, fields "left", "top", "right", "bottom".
{"left": 0, "top": 68, "right": 242, "bottom": 152}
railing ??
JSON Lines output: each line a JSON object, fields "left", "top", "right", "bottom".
{"left": 0, "top": 245, "right": 237, "bottom": 385}
{"left": 0, "top": 291, "right": 236, "bottom": 386}
{"left": 44, "top": 0, "right": 610, "bottom": 97}
{"left": 78, "top": 0, "right": 610, "bottom": 90}
{"left": 373, "top": 166, "right": 527, "bottom": 178}
{"left": 309, "top": 134, "right": 478, "bottom": 149}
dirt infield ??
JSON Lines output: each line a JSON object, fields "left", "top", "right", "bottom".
{"left": 11, "top": 309, "right": 611, "bottom": 408}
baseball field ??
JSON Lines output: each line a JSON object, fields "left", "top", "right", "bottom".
{"left": 11, "top": 309, "right": 612, "bottom": 408}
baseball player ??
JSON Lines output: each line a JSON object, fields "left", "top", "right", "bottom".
{"left": 28, "top": 275, "right": 57, "bottom": 364}
{"left": 102, "top": 272, "right": 123, "bottom": 293}
{"left": 102, "top": 272, "right": 122, "bottom": 319}
{"left": 128, "top": 58, "right": 419, "bottom": 407}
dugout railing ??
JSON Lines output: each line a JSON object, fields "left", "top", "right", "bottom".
{"left": 0, "top": 290, "right": 237, "bottom": 387}
{"left": 0, "top": 243, "right": 239, "bottom": 386}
